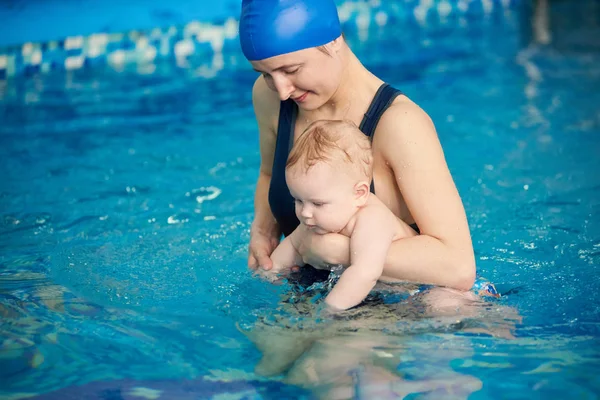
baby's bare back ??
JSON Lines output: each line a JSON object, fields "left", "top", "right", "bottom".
{"left": 345, "top": 194, "right": 418, "bottom": 240}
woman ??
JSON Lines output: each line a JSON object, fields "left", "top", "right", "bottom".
{"left": 240, "top": 0, "right": 476, "bottom": 291}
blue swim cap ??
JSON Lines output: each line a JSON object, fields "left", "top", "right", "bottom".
{"left": 239, "top": 0, "right": 342, "bottom": 61}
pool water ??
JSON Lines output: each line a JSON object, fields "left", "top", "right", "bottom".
{"left": 1, "top": 2, "right": 599, "bottom": 399}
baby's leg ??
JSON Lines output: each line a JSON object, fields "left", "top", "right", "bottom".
{"left": 415, "top": 287, "right": 521, "bottom": 339}
{"left": 325, "top": 364, "right": 405, "bottom": 400}
{"left": 286, "top": 334, "right": 399, "bottom": 399}
{"left": 238, "top": 322, "right": 318, "bottom": 376}
{"left": 418, "top": 287, "right": 480, "bottom": 317}
{"left": 287, "top": 333, "right": 483, "bottom": 400}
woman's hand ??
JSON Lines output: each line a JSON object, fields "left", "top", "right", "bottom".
{"left": 248, "top": 227, "right": 280, "bottom": 271}
{"left": 298, "top": 232, "right": 351, "bottom": 268}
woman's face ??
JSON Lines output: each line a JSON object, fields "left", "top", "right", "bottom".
{"left": 250, "top": 41, "right": 344, "bottom": 110}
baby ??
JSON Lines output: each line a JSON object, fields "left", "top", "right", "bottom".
{"left": 258, "top": 119, "right": 418, "bottom": 311}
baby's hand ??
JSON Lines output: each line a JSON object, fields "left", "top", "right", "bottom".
{"left": 253, "top": 269, "right": 286, "bottom": 285}
{"left": 314, "top": 301, "right": 345, "bottom": 320}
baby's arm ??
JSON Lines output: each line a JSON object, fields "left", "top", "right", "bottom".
{"left": 324, "top": 208, "right": 395, "bottom": 310}
{"left": 256, "top": 226, "right": 305, "bottom": 282}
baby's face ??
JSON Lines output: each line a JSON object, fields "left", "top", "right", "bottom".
{"left": 287, "top": 162, "right": 360, "bottom": 234}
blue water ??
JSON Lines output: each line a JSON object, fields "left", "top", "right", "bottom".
{"left": 1, "top": 3, "right": 599, "bottom": 399}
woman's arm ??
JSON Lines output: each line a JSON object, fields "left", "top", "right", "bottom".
{"left": 372, "top": 100, "right": 476, "bottom": 290}
{"left": 248, "top": 77, "right": 282, "bottom": 271}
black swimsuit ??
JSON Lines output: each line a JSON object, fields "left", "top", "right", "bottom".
{"left": 268, "top": 83, "right": 418, "bottom": 286}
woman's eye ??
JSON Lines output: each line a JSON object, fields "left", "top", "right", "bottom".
{"left": 285, "top": 68, "right": 300, "bottom": 75}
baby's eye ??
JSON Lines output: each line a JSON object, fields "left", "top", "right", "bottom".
{"left": 294, "top": 199, "right": 302, "bottom": 204}
{"left": 313, "top": 202, "right": 325, "bottom": 207}
{"left": 284, "top": 67, "right": 300, "bottom": 75}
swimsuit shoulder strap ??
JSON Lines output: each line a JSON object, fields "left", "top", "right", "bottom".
{"left": 269, "top": 99, "right": 299, "bottom": 237}
{"left": 359, "top": 83, "right": 403, "bottom": 139}
{"left": 275, "top": 99, "right": 298, "bottom": 153}
{"left": 359, "top": 83, "right": 404, "bottom": 193}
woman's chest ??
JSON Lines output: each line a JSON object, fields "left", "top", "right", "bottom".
{"left": 370, "top": 147, "right": 413, "bottom": 224}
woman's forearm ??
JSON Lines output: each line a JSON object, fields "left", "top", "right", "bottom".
{"left": 251, "top": 171, "right": 280, "bottom": 237}
{"left": 383, "top": 235, "right": 476, "bottom": 290}
{"left": 302, "top": 233, "right": 475, "bottom": 290}
{"left": 247, "top": 172, "right": 281, "bottom": 270}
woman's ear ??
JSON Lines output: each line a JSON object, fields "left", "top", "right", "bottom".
{"left": 354, "top": 181, "right": 370, "bottom": 206}
{"left": 330, "top": 35, "right": 344, "bottom": 53}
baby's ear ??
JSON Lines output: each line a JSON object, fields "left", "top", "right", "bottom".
{"left": 354, "top": 181, "right": 370, "bottom": 204}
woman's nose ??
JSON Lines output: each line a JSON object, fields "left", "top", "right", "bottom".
{"left": 272, "top": 75, "right": 294, "bottom": 101}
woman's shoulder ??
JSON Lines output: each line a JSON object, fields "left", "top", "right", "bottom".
{"left": 376, "top": 95, "right": 436, "bottom": 140}
{"left": 252, "top": 77, "right": 280, "bottom": 117}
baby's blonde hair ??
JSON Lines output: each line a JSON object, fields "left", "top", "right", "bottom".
{"left": 286, "top": 120, "right": 373, "bottom": 181}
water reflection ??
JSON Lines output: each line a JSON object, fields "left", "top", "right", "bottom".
{"left": 242, "top": 277, "right": 521, "bottom": 399}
